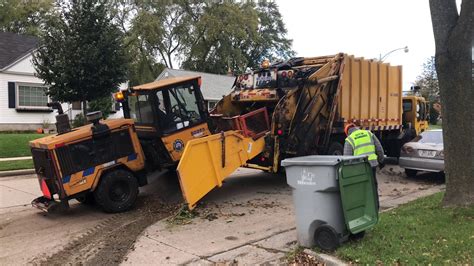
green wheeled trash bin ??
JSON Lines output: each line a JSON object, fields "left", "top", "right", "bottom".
{"left": 281, "top": 155, "right": 378, "bottom": 251}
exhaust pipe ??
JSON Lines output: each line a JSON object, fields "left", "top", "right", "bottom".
{"left": 47, "top": 102, "right": 71, "bottom": 135}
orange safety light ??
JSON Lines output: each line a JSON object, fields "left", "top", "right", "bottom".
{"left": 113, "top": 91, "right": 125, "bottom": 102}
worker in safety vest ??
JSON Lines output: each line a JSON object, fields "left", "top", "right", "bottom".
{"left": 343, "top": 123, "right": 384, "bottom": 210}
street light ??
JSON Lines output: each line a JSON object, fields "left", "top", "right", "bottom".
{"left": 379, "top": 46, "right": 409, "bottom": 62}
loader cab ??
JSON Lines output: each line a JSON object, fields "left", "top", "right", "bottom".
{"left": 121, "top": 76, "right": 211, "bottom": 169}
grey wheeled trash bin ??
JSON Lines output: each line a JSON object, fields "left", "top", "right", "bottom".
{"left": 282, "top": 155, "right": 378, "bottom": 251}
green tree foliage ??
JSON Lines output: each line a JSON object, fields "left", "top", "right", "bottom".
{"left": 88, "top": 96, "right": 113, "bottom": 119}
{"left": 415, "top": 57, "right": 439, "bottom": 102}
{"left": 132, "top": 0, "right": 198, "bottom": 69}
{"left": 33, "top": 0, "right": 128, "bottom": 115}
{"left": 182, "top": 2, "right": 258, "bottom": 74}
{"left": 0, "top": 0, "right": 54, "bottom": 36}
{"left": 415, "top": 56, "right": 440, "bottom": 124}
{"left": 244, "top": 1, "right": 295, "bottom": 69}
{"left": 130, "top": 0, "right": 293, "bottom": 75}
{"left": 108, "top": 0, "right": 165, "bottom": 86}
{"left": 182, "top": 1, "right": 294, "bottom": 74}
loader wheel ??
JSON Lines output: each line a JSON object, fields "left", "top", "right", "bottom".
{"left": 405, "top": 169, "right": 418, "bottom": 178}
{"left": 94, "top": 169, "right": 138, "bottom": 213}
{"left": 327, "top": 142, "right": 344, "bottom": 155}
{"left": 76, "top": 192, "right": 95, "bottom": 205}
{"left": 314, "top": 225, "right": 340, "bottom": 251}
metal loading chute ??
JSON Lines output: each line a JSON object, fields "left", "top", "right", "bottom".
{"left": 176, "top": 131, "right": 266, "bottom": 210}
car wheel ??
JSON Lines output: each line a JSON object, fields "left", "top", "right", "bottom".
{"left": 76, "top": 192, "right": 95, "bottom": 205}
{"left": 327, "top": 142, "right": 344, "bottom": 155}
{"left": 405, "top": 169, "right": 418, "bottom": 177}
{"left": 94, "top": 169, "right": 139, "bottom": 213}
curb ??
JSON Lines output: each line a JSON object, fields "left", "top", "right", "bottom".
{"left": 0, "top": 169, "right": 35, "bottom": 177}
{"left": 303, "top": 249, "right": 347, "bottom": 266}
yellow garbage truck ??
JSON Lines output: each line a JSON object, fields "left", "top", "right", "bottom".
{"left": 30, "top": 53, "right": 428, "bottom": 213}
{"left": 177, "top": 53, "right": 429, "bottom": 209}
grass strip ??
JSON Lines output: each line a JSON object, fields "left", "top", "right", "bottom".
{"left": 335, "top": 192, "right": 474, "bottom": 264}
{"left": 0, "top": 159, "right": 34, "bottom": 171}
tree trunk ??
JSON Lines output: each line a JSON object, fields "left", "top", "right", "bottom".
{"left": 429, "top": 0, "right": 474, "bottom": 207}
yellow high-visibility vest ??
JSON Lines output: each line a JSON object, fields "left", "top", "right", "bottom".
{"left": 345, "top": 129, "right": 378, "bottom": 162}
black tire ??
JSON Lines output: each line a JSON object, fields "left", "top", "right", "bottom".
{"left": 76, "top": 192, "right": 95, "bottom": 205}
{"left": 405, "top": 169, "right": 418, "bottom": 177}
{"left": 94, "top": 169, "right": 139, "bottom": 213}
{"left": 349, "top": 231, "right": 366, "bottom": 241}
{"left": 314, "top": 225, "right": 340, "bottom": 252}
{"left": 327, "top": 142, "right": 344, "bottom": 155}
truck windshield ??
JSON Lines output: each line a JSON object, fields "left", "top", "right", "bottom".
{"left": 167, "top": 85, "right": 202, "bottom": 126}
{"left": 128, "top": 94, "right": 153, "bottom": 124}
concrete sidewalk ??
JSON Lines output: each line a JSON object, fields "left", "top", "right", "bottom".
{"left": 122, "top": 167, "right": 445, "bottom": 265}
{"left": 0, "top": 156, "right": 32, "bottom": 162}
{"left": 0, "top": 174, "right": 40, "bottom": 209}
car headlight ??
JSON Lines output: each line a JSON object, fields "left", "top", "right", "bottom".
{"left": 402, "top": 146, "right": 414, "bottom": 154}
{"left": 438, "top": 150, "right": 444, "bottom": 158}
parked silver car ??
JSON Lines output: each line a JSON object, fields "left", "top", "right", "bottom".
{"left": 399, "top": 129, "right": 444, "bottom": 177}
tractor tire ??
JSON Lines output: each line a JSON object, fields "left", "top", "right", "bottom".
{"left": 94, "top": 169, "right": 139, "bottom": 213}
{"left": 76, "top": 192, "right": 95, "bottom": 205}
{"left": 314, "top": 225, "right": 340, "bottom": 252}
{"left": 405, "top": 169, "right": 418, "bottom": 178}
{"left": 327, "top": 142, "right": 344, "bottom": 155}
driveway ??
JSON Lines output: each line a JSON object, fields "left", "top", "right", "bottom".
{"left": 0, "top": 165, "right": 444, "bottom": 264}
{"left": 123, "top": 166, "right": 445, "bottom": 265}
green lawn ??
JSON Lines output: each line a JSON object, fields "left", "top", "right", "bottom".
{"left": 0, "top": 133, "right": 46, "bottom": 158}
{"left": 336, "top": 192, "right": 474, "bottom": 264}
{"left": 0, "top": 159, "right": 34, "bottom": 171}
{"left": 429, "top": 124, "right": 442, "bottom": 130}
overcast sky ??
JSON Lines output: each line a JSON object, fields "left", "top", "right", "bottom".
{"left": 276, "top": 0, "right": 437, "bottom": 90}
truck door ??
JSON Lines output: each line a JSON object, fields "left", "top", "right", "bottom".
{"left": 158, "top": 83, "right": 211, "bottom": 162}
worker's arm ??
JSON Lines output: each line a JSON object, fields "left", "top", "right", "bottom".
{"left": 373, "top": 135, "right": 385, "bottom": 164}
{"left": 343, "top": 141, "right": 353, "bottom": 156}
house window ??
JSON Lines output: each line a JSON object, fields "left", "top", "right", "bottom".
{"left": 16, "top": 83, "right": 49, "bottom": 110}
{"left": 72, "top": 101, "right": 82, "bottom": 110}
{"left": 208, "top": 100, "right": 218, "bottom": 111}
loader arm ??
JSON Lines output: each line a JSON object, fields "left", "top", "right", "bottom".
{"left": 177, "top": 131, "right": 266, "bottom": 209}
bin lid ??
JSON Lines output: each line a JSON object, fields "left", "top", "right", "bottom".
{"left": 281, "top": 155, "right": 367, "bottom": 167}
{"left": 338, "top": 159, "right": 378, "bottom": 234}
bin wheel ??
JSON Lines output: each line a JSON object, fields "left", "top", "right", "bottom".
{"left": 349, "top": 231, "right": 365, "bottom": 241}
{"left": 94, "top": 169, "right": 138, "bottom": 213}
{"left": 314, "top": 225, "right": 340, "bottom": 251}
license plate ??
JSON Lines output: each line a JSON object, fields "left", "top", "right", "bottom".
{"left": 418, "top": 150, "right": 436, "bottom": 157}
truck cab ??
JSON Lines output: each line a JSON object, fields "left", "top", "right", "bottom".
{"left": 120, "top": 76, "right": 211, "bottom": 170}
{"left": 402, "top": 95, "right": 429, "bottom": 135}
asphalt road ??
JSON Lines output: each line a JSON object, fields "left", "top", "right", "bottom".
{"left": 0, "top": 166, "right": 444, "bottom": 264}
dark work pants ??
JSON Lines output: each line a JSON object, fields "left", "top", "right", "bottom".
{"left": 372, "top": 167, "right": 380, "bottom": 211}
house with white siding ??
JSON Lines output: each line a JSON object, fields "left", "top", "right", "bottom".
{"left": 0, "top": 32, "right": 122, "bottom": 131}
{"left": 156, "top": 68, "right": 235, "bottom": 110}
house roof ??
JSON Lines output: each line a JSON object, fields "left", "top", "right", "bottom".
{"left": 156, "top": 68, "right": 235, "bottom": 100}
{"left": 133, "top": 76, "right": 200, "bottom": 91}
{"left": 0, "top": 32, "right": 38, "bottom": 70}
